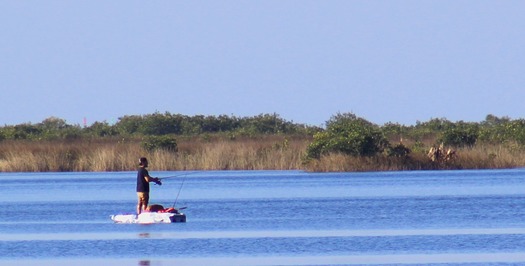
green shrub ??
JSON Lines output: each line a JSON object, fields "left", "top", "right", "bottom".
{"left": 141, "top": 136, "right": 178, "bottom": 152}
{"left": 85, "top": 121, "right": 118, "bottom": 137}
{"left": 387, "top": 143, "right": 411, "bottom": 157}
{"left": 439, "top": 123, "right": 479, "bottom": 147}
{"left": 305, "top": 113, "right": 389, "bottom": 159}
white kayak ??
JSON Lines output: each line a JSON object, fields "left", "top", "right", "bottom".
{"left": 111, "top": 206, "right": 187, "bottom": 224}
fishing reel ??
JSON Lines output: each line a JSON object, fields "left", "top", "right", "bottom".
{"left": 154, "top": 178, "right": 162, "bottom": 186}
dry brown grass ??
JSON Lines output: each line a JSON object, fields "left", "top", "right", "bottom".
{"left": 163, "top": 137, "right": 309, "bottom": 170}
{"left": 452, "top": 144, "right": 525, "bottom": 169}
{"left": 304, "top": 143, "right": 525, "bottom": 172}
{"left": 1, "top": 137, "right": 525, "bottom": 172}
{"left": 0, "top": 136, "right": 309, "bottom": 172}
{"left": 0, "top": 139, "right": 141, "bottom": 172}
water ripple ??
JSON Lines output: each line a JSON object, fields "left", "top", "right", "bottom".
{"left": 3, "top": 228, "right": 525, "bottom": 241}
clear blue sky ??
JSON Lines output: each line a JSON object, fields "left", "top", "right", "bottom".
{"left": 1, "top": 1, "right": 524, "bottom": 127}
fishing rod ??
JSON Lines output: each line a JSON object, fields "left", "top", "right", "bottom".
{"left": 158, "top": 171, "right": 201, "bottom": 180}
{"left": 153, "top": 171, "right": 200, "bottom": 186}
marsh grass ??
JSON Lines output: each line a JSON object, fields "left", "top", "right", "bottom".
{"left": 0, "top": 136, "right": 309, "bottom": 172}
{"left": 1, "top": 137, "right": 524, "bottom": 172}
{"left": 305, "top": 143, "right": 525, "bottom": 172}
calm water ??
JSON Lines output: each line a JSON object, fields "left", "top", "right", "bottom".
{"left": 1, "top": 169, "right": 525, "bottom": 265}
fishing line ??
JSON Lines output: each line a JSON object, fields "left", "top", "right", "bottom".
{"left": 157, "top": 171, "right": 200, "bottom": 208}
{"left": 172, "top": 173, "right": 187, "bottom": 208}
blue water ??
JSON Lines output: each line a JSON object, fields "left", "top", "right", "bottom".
{"left": 1, "top": 169, "right": 525, "bottom": 265}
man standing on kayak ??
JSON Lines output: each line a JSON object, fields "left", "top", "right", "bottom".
{"left": 136, "top": 157, "right": 162, "bottom": 215}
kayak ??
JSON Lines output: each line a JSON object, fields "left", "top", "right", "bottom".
{"left": 111, "top": 206, "right": 187, "bottom": 224}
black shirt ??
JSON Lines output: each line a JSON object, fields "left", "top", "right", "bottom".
{"left": 136, "top": 167, "right": 150, "bottom": 193}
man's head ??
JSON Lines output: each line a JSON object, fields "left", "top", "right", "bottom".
{"left": 139, "top": 157, "right": 148, "bottom": 167}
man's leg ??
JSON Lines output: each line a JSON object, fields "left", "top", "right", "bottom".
{"left": 137, "top": 192, "right": 146, "bottom": 215}
{"left": 143, "top": 193, "right": 149, "bottom": 213}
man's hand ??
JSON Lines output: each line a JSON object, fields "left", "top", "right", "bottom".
{"left": 154, "top": 178, "right": 162, "bottom": 186}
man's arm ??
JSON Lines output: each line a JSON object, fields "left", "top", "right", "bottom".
{"left": 145, "top": 174, "right": 162, "bottom": 185}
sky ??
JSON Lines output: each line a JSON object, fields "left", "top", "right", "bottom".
{"left": 1, "top": 1, "right": 524, "bottom": 127}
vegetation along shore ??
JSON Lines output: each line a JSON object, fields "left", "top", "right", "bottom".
{"left": 1, "top": 112, "right": 525, "bottom": 172}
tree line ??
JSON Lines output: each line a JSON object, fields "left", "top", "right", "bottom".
{"left": 0, "top": 112, "right": 320, "bottom": 141}
{"left": 2, "top": 112, "right": 525, "bottom": 161}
